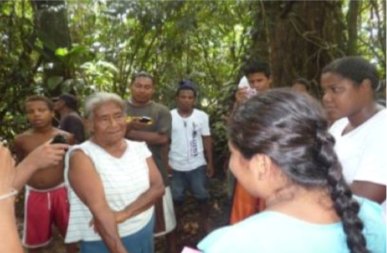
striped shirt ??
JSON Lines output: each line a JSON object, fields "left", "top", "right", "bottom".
{"left": 64, "top": 140, "right": 154, "bottom": 242}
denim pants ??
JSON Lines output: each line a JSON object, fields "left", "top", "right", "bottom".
{"left": 171, "top": 165, "right": 209, "bottom": 203}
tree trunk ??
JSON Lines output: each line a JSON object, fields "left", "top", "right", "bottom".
{"left": 250, "top": 1, "right": 347, "bottom": 97}
{"left": 346, "top": 0, "right": 360, "bottom": 55}
{"left": 30, "top": 0, "right": 72, "bottom": 95}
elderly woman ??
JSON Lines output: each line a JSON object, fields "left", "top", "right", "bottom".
{"left": 64, "top": 92, "right": 164, "bottom": 253}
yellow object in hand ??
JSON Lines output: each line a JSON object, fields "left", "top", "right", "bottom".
{"left": 126, "top": 116, "right": 153, "bottom": 125}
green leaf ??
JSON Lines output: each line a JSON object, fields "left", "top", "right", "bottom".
{"left": 47, "top": 76, "right": 64, "bottom": 89}
{"left": 55, "top": 47, "right": 69, "bottom": 57}
{"left": 96, "top": 60, "right": 118, "bottom": 74}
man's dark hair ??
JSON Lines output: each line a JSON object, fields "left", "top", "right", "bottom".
{"left": 58, "top": 94, "right": 78, "bottom": 111}
{"left": 293, "top": 78, "right": 311, "bottom": 91}
{"left": 243, "top": 61, "right": 271, "bottom": 78}
{"left": 176, "top": 80, "right": 197, "bottom": 97}
{"left": 322, "top": 56, "right": 379, "bottom": 91}
{"left": 131, "top": 71, "right": 154, "bottom": 85}
{"left": 25, "top": 95, "right": 54, "bottom": 111}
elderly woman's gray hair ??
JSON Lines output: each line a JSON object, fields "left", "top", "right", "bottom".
{"left": 84, "top": 92, "right": 126, "bottom": 119}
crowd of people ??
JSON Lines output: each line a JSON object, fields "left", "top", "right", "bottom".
{"left": 0, "top": 56, "right": 385, "bottom": 253}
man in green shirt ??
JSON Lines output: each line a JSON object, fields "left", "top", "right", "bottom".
{"left": 126, "top": 71, "right": 177, "bottom": 253}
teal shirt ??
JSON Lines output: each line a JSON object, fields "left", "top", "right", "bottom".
{"left": 198, "top": 198, "right": 386, "bottom": 253}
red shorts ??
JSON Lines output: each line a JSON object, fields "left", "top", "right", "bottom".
{"left": 22, "top": 184, "right": 70, "bottom": 248}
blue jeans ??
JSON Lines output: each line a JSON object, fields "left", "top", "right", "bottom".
{"left": 80, "top": 215, "right": 155, "bottom": 253}
{"left": 171, "top": 165, "right": 209, "bottom": 203}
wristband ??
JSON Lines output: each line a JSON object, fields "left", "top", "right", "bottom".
{"left": 0, "top": 189, "right": 18, "bottom": 201}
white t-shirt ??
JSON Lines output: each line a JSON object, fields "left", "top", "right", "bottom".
{"left": 64, "top": 140, "right": 154, "bottom": 242}
{"left": 329, "top": 109, "right": 387, "bottom": 186}
{"left": 169, "top": 108, "right": 210, "bottom": 172}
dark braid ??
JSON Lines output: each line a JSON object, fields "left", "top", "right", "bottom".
{"left": 315, "top": 129, "right": 368, "bottom": 253}
{"left": 229, "top": 89, "right": 369, "bottom": 253}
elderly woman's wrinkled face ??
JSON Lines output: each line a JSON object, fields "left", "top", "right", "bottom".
{"left": 90, "top": 101, "right": 127, "bottom": 143}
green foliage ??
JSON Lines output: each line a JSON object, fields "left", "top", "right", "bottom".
{"left": 0, "top": 0, "right": 385, "bottom": 170}
{"left": 355, "top": 0, "right": 385, "bottom": 78}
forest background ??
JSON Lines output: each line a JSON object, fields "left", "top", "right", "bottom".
{"left": 0, "top": 0, "right": 385, "bottom": 173}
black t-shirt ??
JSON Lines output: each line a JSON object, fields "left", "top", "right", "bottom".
{"left": 59, "top": 112, "right": 85, "bottom": 144}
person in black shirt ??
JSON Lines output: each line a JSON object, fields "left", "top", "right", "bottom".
{"left": 53, "top": 94, "right": 85, "bottom": 144}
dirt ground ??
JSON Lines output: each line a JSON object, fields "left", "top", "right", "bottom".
{"left": 16, "top": 177, "right": 231, "bottom": 253}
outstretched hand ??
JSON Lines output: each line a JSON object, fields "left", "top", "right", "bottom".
{"left": 22, "top": 139, "right": 69, "bottom": 171}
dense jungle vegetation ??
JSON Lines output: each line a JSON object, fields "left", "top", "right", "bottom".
{"left": 0, "top": 0, "right": 385, "bottom": 171}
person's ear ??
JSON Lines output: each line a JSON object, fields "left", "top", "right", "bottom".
{"left": 267, "top": 77, "right": 273, "bottom": 88}
{"left": 359, "top": 78, "right": 373, "bottom": 92}
{"left": 250, "top": 154, "right": 272, "bottom": 180}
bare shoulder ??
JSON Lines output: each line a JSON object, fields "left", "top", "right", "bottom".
{"left": 13, "top": 130, "right": 34, "bottom": 155}
{"left": 69, "top": 148, "right": 92, "bottom": 167}
{"left": 14, "top": 129, "right": 34, "bottom": 144}
{"left": 70, "top": 148, "right": 86, "bottom": 159}
{"left": 68, "top": 149, "right": 97, "bottom": 182}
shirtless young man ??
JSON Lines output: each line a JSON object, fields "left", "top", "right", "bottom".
{"left": 13, "top": 95, "right": 76, "bottom": 253}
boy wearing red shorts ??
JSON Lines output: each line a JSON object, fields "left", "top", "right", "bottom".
{"left": 14, "top": 95, "right": 77, "bottom": 253}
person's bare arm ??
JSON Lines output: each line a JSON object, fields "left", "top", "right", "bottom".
{"left": 69, "top": 150, "right": 128, "bottom": 253}
{"left": 115, "top": 156, "right": 165, "bottom": 223}
{"left": 0, "top": 197, "right": 22, "bottom": 253}
{"left": 351, "top": 181, "right": 386, "bottom": 204}
{"left": 161, "top": 143, "right": 171, "bottom": 175}
{"left": 126, "top": 109, "right": 171, "bottom": 146}
{"left": 126, "top": 130, "right": 168, "bottom": 145}
{"left": 0, "top": 145, "right": 23, "bottom": 253}
{"left": 203, "top": 136, "right": 214, "bottom": 177}
{"left": 13, "top": 140, "right": 68, "bottom": 191}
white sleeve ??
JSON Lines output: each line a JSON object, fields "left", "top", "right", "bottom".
{"left": 201, "top": 112, "right": 211, "bottom": 136}
{"left": 354, "top": 141, "right": 387, "bottom": 186}
{"left": 137, "top": 141, "right": 152, "bottom": 159}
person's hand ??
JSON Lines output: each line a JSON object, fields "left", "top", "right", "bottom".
{"left": 114, "top": 210, "right": 128, "bottom": 224}
{"left": 0, "top": 144, "right": 16, "bottom": 196}
{"left": 88, "top": 209, "right": 127, "bottom": 234}
{"left": 167, "top": 164, "right": 173, "bottom": 177}
{"left": 235, "top": 87, "right": 248, "bottom": 104}
{"left": 22, "top": 139, "right": 69, "bottom": 171}
{"left": 128, "top": 118, "right": 151, "bottom": 131}
{"left": 207, "top": 163, "right": 215, "bottom": 178}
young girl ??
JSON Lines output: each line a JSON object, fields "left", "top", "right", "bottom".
{"left": 321, "top": 56, "right": 386, "bottom": 205}
{"left": 198, "top": 90, "right": 385, "bottom": 253}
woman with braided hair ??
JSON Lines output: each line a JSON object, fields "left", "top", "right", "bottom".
{"left": 198, "top": 89, "right": 385, "bottom": 253}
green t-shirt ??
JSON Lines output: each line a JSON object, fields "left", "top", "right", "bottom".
{"left": 126, "top": 100, "right": 171, "bottom": 185}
